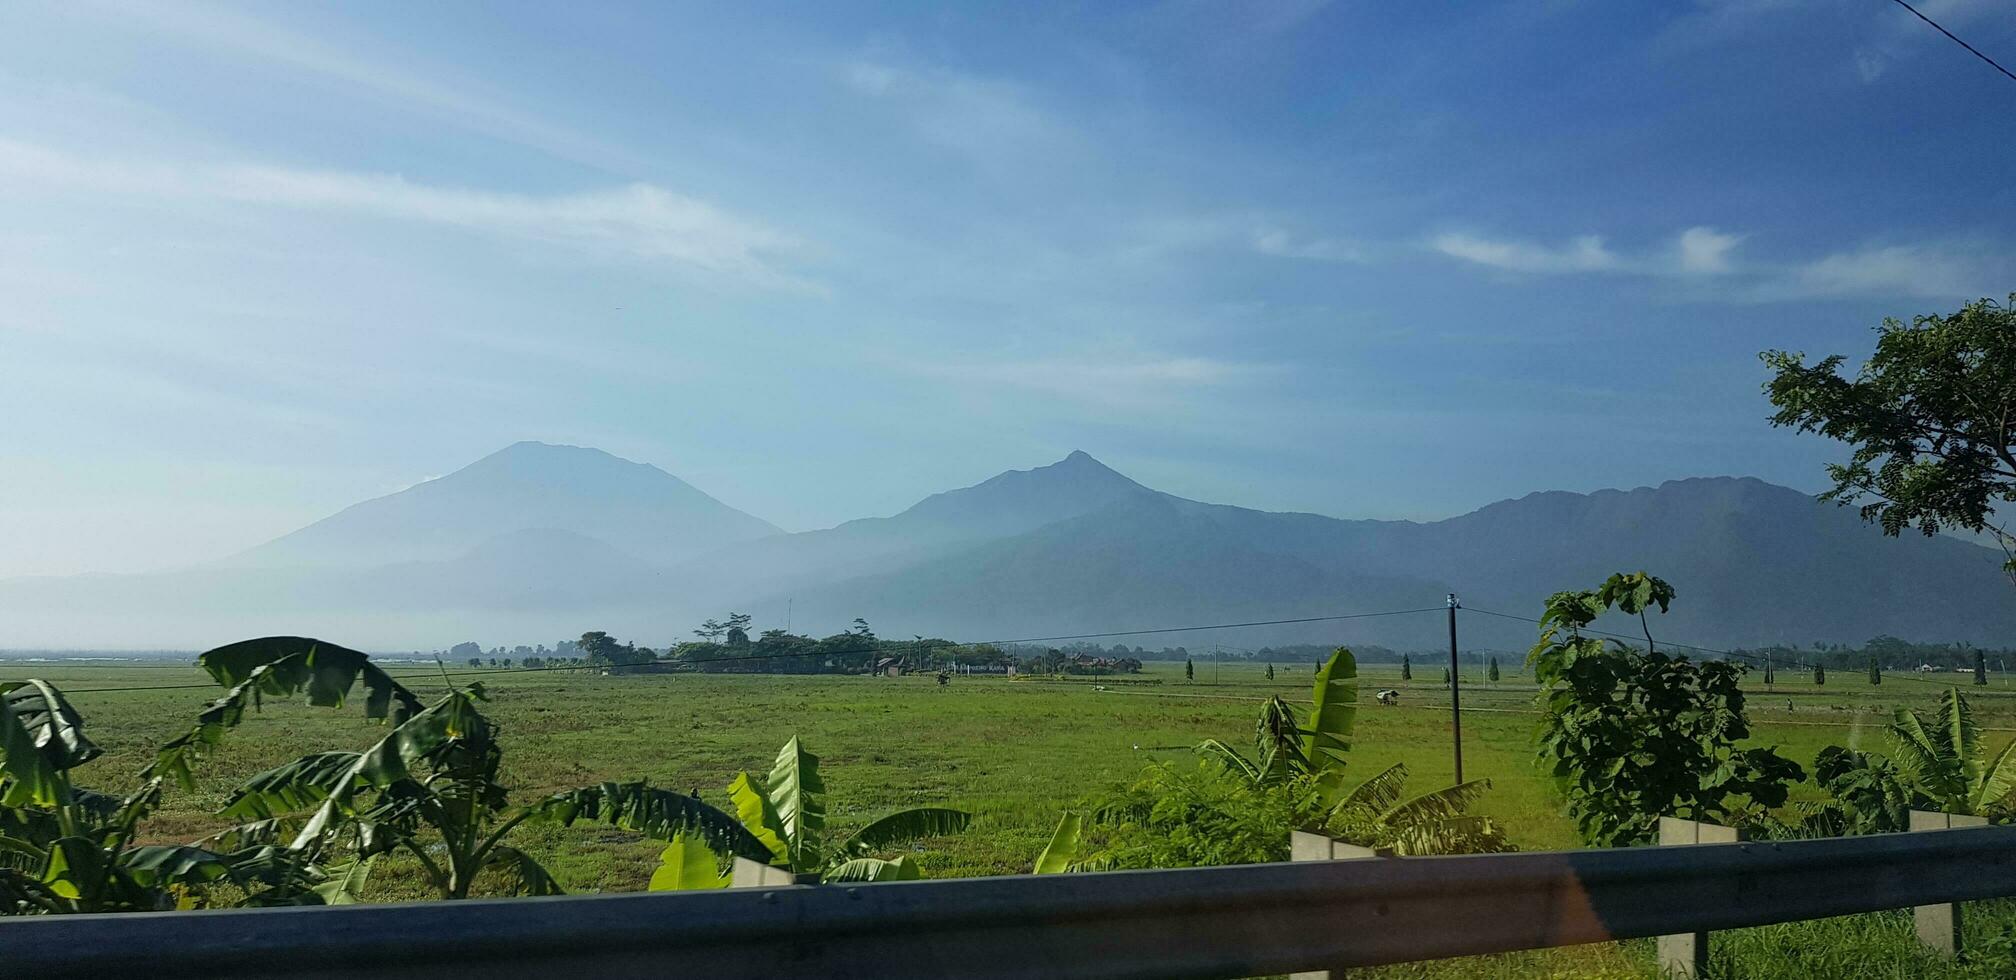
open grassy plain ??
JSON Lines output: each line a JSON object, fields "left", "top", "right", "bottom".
{"left": 14, "top": 655, "right": 2016, "bottom": 977}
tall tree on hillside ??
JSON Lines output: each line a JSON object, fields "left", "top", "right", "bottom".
{"left": 1762, "top": 296, "right": 2016, "bottom": 589}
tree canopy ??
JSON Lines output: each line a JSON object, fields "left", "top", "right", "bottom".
{"left": 1762, "top": 295, "right": 2016, "bottom": 586}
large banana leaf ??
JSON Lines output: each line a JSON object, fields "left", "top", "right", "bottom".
{"left": 1195, "top": 739, "right": 1263, "bottom": 784}
{"left": 1890, "top": 697, "right": 1968, "bottom": 807}
{"left": 1943, "top": 688, "right": 1982, "bottom": 789}
{"left": 761, "top": 737, "right": 826, "bottom": 871}
{"left": 1976, "top": 739, "right": 2016, "bottom": 814}
{"left": 839, "top": 807, "right": 970, "bottom": 857}
{"left": 532, "top": 781, "right": 770, "bottom": 862}
{"left": 148, "top": 637, "right": 424, "bottom": 791}
{"left": 0, "top": 680, "right": 100, "bottom": 808}
{"left": 1032, "top": 813, "right": 1081, "bottom": 874}
{"left": 1255, "top": 697, "right": 1309, "bottom": 785}
{"left": 1380, "top": 778, "right": 1494, "bottom": 828}
{"left": 1332, "top": 762, "right": 1410, "bottom": 816}
{"left": 647, "top": 835, "right": 731, "bottom": 891}
{"left": 285, "top": 690, "right": 485, "bottom": 849}
{"left": 483, "top": 845, "right": 563, "bottom": 897}
{"left": 219, "top": 752, "right": 363, "bottom": 821}
{"left": 824, "top": 855, "right": 920, "bottom": 882}
{"left": 309, "top": 858, "right": 373, "bottom": 905}
{"left": 121, "top": 844, "right": 233, "bottom": 888}
{"left": 1302, "top": 647, "right": 1358, "bottom": 772}
{"left": 726, "top": 772, "right": 792, "bottom": 866}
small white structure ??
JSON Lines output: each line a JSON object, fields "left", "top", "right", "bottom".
{"left": 1375, "top": 689, "right": 1400, "bottom": 705}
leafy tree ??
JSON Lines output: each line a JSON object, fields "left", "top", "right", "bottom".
{"left": 1265, "top": 663, "right": 1275, "bottom": 680}
{"left": 501, "top": 658, "right": 512, "bottom": 669}
{"left": 1185, "top": 659, "right": 1194, "bottom": 683}
{"left": 198, "top": 640, "right": 765, "bottom": 901}
{"left": 1762, "top": 296, "right": 2016, "bottom": 588}
{"left": 1529, "top": 572, "right": 1804, "bottom": 846}
{"left": 1441, "top": 667, "right": 1450, "bottom": 686}
{"left": 1798, "top": 746, "right": 1928, "bottom": 836}
{"left": 659, "top": 737, "right": 968, "bottom": 885}
{"left": 1488, "top": 657, "right": 1500, "bottom": 682}
{"left": 694, "top": 620, "right": 725, "bottom": 643}
{"left": 467, "top": 658, "right": 481, "bottom": 669}
{"left": 449, "top": 641, "right": 482, "bottom": 661}
{"left": 1979, "top": 650, "right": 1990, "bottom": 686}
{"left": 1868, "top": 656, "right": 1881, "bottom": 686}
{"left": 1815, "top": 663, "right": 1826, "bottom": 686}
{"left": 1401, "top": 656, "right": 1411, "bottom": 681}
{"left": 850, "top": 618, "right": 875, "bottom": 641}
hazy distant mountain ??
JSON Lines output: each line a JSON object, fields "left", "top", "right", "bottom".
{"left": 226, "top": 441, "right": 782, "bottom": 568}
{"left": 3, "top": 445, "right": 2013, "bottom": 651}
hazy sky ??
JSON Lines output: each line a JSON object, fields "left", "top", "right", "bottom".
{"left": 3, "top": 0, "right": 2012, "bottom": 577}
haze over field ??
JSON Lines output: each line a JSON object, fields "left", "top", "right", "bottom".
{"left": 4, "top": 3, "right": 2016, "bottom": 588}
{"left": 4, "top": 441, "right": 2008, "bottom": 651}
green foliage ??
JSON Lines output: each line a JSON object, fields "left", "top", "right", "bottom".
{"left": 1401, "top": 656, "right": 1412, "bottom": 681}
{"left": 1885, "top": 688, "right": 2016, "bottom": 818}
{"left": 1309, "top": 763, "right": 1512, "bottom": 856}
{"left": 1185, "top": 659, "right": 1194, "bottom": 682}
{"left": 1072, "top": 761, "right": 1297, "bottom": 870}
{"left": 1870, "top": 656, "right": 1882, "bottom": 686}
{"left": 1816, "top": 663, "right": 1826, "bottom": 686}
{"left": 1796, "top": 746, "right": 1928, "bottom": 836}
{"left": 1, "top": 637, "right": 445, "bottom": 914}
{"left": 1529, "top": 573, "right": 1805, "bottom": 846}
{"left": 675, "top": 736, "right": 970, "bottom": 887}
{"left": 1489, "top": 657, "right": 1501, "bottom": 682}
{"left": 1762, "top": 295, "right": 2016, "bottom": 587}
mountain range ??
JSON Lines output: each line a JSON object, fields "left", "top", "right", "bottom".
{"left": 3, "top": 441, "right": 2011, "bottom": 651}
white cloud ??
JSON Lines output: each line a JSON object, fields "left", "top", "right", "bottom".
{"left": 1771, "top": 243, "right": 2009, "bottom": 300}
{"left": 1431, "top": 232, "right": 1619, "bottom": 273}
{"left": 0, "top": 139, "right": 806, "bottom": 289}
{"left": 842, "top": 60, "right": 1074, "bottom": 168}
{"left": 76, "top": 0, "right": 642, "bottom": 174}
{"left": 1251, "top": 228, "right": 1366, "bottom": 263}
{"left": 1676, "top": 226, "right": 1744, "bottom": 274}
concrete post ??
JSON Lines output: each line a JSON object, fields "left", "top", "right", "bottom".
{"left": 1288, "top": 831, "right": 1394, "bottom": 980}
{"left": 727, "top": 857, "right": 819, "bottom": 888}
{"left": 1909, "top": 809, "right": 1990, "bottom": 956}
{"left": 1656, "top": 816, "right": 1742, "bottom": 978}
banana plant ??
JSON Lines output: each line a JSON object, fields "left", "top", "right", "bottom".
{"left": 1304, "top": 762, "right": 1509, "bottom": 856}
{"left": 0, "top": 674, "right": 362, "bottom": 914}
{"left": 199, "top": 638, "right": 769, "bottom": 900}
{"left": 1887, "top": 687, "right": 2016, "bottom": 817}
{"left": 1195, "top": 647, "right": 1357, "bottom": 785}
{"left": 656, "top": 736, "right": 970, "bottom": 886}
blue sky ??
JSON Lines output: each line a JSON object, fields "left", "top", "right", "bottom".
{"left": 2, "top": 0, "right": 2012, "bottom": 576}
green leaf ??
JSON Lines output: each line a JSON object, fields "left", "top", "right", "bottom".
{"left": 824, "top": 855, "right": 921, "bottom": 882}
{"left": 0, "top": 680, "right": 98, "bottom": 808}
{"left": 1303, "top": 647, "right": 1358, "bottom": 771}
{"left": 121, "top": 844, "right": 232, "bottom": 888}
{"left": 531, "top": 781, "right": 770, "bottom": 862}
{"left": 484, "top": 845, "right": 563, "bottom": 897}
{"left": 1032, "top": 813, "right": 1081, "bottom": 874}
{"left": 1193, "top": 739, "right": 1262, "bottom": 784}
{"left": 309, "top": 857, "right": 373, "bottom": 905}
{"left": 762, "top": 736, "right": 827, "bottom": 870}
{"left": 726, "top": 772, "right": 791, "bottom": 866}
{"left": 218, "top": 751, "right": 362, "bottom": 821}
{"left": 647, "top": 835, "right": 731, "bottom": 891}
{"left": 839, "top": 807, "right": 970, "bottom": 857}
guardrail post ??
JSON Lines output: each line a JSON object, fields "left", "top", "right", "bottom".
{"left": 1288, "top": 831, "right": 1394, "bottom": 980}
{"left": 1909, "top": 809, "right": 1990, "bottom": 956}
{"left": 728, "top": 857, "right": 819, "bottom": 888}
{"left": 1656, "top": 816, "right": 1742, "bottom": 978}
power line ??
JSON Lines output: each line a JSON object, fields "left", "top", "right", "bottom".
{"left": 1887, "top": 0, "right": 2016, "bottom": 84}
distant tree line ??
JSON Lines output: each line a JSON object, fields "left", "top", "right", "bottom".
{"left": 1727, "top": 636, "right": 2016, "bottom": 673}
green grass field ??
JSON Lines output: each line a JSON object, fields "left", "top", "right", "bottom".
{"left": 15, "top": 656, "right": 2016, "bottom": 978}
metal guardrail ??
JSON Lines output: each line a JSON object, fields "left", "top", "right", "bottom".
{"left": 4, "top": 826, "right": 2015, "bottom": 979}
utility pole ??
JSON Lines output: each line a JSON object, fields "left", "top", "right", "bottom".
{"left": 1447, "top": 593, "right": 1464, "bottom": 784}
